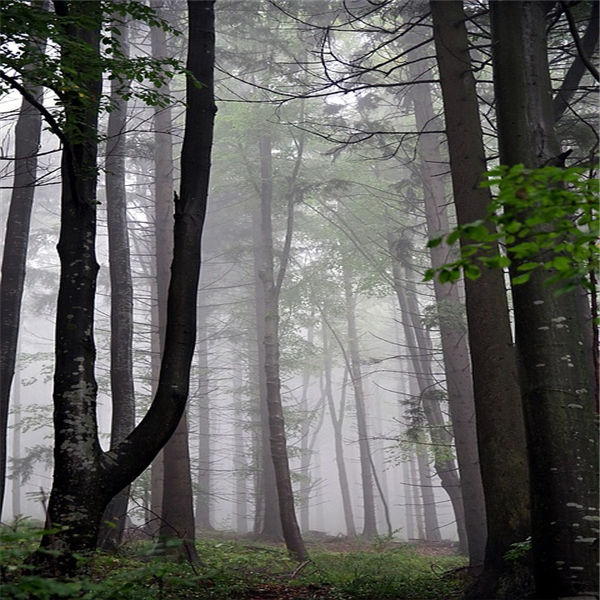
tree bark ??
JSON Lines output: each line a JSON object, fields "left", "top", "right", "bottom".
{"left": 97, "top": 13, "right": 134, "bottom": 551}
{"left": 490, "top": 2, "right": 599, "bottom": 596}
{"left": 0, "top": 38, "right": 45, "bottom": 522}
{"left": 430, "top": 3, "right": 531, "bottom": 593}
{"left": 257, "top": 133, "right": 307, "bottom": 560}
{"left": 195, "top": 304, "right": 213, "bottom": 531}
{"left": 36, "top": 0, "right": 216, "bottom": 571}
{"left": 406, "top": 34, "right": 486, "bottom": 565}
{"left": 342, "top": 260, "right": 378, "bottom": 538}
{"left": 252, "top": 191, "right": 282, "bottom": 540}
{"left": 388, "top": 237, "right": 468, "bottom": 552}
{"left": 322, "top": 326, "right": 356, "bottom": 537}
{"left": 148, "top": 0, "right": 173, "bottom": 538}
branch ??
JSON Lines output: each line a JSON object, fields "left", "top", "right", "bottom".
{"left": 560, "top": 1, "right": 599, "bottom": 82}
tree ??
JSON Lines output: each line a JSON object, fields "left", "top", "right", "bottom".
{"left": 256, "top": 131, "right": 307, "bottom": 561}
{"left": 490, "top": 2, "right": 598, "bottom": 595}
{"left": 0, "top": 6, "right": 46, "bottom": 520}
{"left": 97, "top": 10, "right": 134, "bottom": 551}
{"left": 430, "top": 2, "right": 532, "bottom": 594}
{"left": 0, "top": 0, "right": 217, "bottom": 571}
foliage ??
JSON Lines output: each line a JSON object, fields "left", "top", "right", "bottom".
{"left": 1, "top": 531, "right": 467, "bottom": 600}
{"left": 0, "top": 0, "right": 184, "bottom": 137}
{"left": 425, "top": 165, "right": 599, "bottom": 292}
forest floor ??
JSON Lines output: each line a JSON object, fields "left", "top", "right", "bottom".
{"left": 2, "top": 526, "right": 470, "bottom": 599}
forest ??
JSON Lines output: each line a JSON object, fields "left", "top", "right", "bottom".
{"left": 0, "top": 1, "right": 598, "bottom": 599}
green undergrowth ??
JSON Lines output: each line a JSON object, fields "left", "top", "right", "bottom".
{"left": 1, "top": 525, "right": 467, "bottom": 599}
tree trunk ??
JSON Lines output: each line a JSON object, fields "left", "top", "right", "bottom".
{"left": 148, "top": 0, "right": 173, "bottom": 538}
{"left": 406, "top": 33, "right": 486, "bottom": 565}
{"left": 491, "top": 2, "right": 599, "bottom": 595}
{"left": 430, "top": 3, "right": 531, "bottom": 593}
{"left": 322, "top": 327, "right": 356, "bottom": 537}
{"left": 0, "top": 44, "right": 45, "bottom": 522}
{"left": 97, "top": 14, "right": 134, "bottom": 551}
{"left": 342, "top": 261, "right": 378, "bottom": 538}
{"left": 195, "top": 304, "right": 213, "bottom": 531}
{"left": 257, "top": 133, "right": 307, "bottom": 560}
{"left": 252, "top": 193, "right": 282, "bottom": 540}
{"left": 388, "top": 237, "right": 468, "bottom": 552}
{"left": 11, "top": 356, "right": 22, "bottom": 518}
{"left": 36, "top": 0, "right": 216, "bottom": 572}
{"left": 232, "top": 352, "right": 248, "bottom": 534}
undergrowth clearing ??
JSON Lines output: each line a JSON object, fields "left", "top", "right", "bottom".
{"left": 1, "top": 526, "right": 468, "bottom": 599}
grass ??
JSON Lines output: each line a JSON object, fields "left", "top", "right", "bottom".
{"left": 1, "top": 525, "right": 468, "bottom": 599}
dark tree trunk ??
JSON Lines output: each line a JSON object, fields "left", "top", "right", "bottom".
{"left": 406, "top": 34, "right": 486, "bottom": 566}
{"left": 257, "top": 133, "right": 307, "bottom": 561}
{"left": 36, "top": 0, "right": 216, "bottom": 572}
{"left": 491, "top": 2, "right": 599, "bottom": 596}
{"left": 430, "top": 3, "right": 531, "bottom": 594}
{"left": 98, "top": 14, "right": 134, "bottom": 551}
{"left": 342, "top": 261, "right": 378, "bottom": 538}
{"left": 0, "top": 49, "right": 45, "bottom": 523}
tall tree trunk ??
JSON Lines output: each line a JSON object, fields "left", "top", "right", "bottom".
{"left": 388, "top": 238, "right": 468, "bottom": 552}
{"left": 322, "top": 327, "right": 356, "bottom": 537}
{"left": 148, "top": 0, "right": 173, "bottom": 537}
{"left": 409, "top": 452, "right": 425, "bottom": 540}
{"left": 430, "top": 3, "right": 531, "bottom": 593}
{"left": 402, "top": 457, "right": 415, "bottom": 541}
{"left": 195, "top": 304, "right": 213, "bottom": 530}
{"left": 491, "top": 2, "right": 598, "bottom": 596}
{"left": 98, "top": 14, "right": 134, "bottom": 551}
{"left": 0, "top": 44, "right": 45, "bottom": 522}
{"left": 232, "top": 351, "right": 248, "bottom": 534}
{"left": 36, "top": 0, "right": 215, "bottom": 572}
{"left": 11, "top": 356, "right": 22, "bottom": 518}
{"left": 342, "top": 261, "right": 378, "bottom": 538}
{"left": 257, "top": 133, "right": 306, "bottom": 560}
{"left": 298, "top": 323, "right": 314, "bottom": 533}
{"left": 406, "top": 33, "right": 486, "bottom": 565}
{"left": 415, "top": 439, "right": 441, "bottom": 543}
{"left": 252, "top": 194, "right": 282, "bottom": 539}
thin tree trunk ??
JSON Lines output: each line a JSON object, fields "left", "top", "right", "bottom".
{"left": 322, "top": 327, "right": 356, "bottom": 537}
{"left": 342, "top": 261, "right": 378, "bottom": 538}
{"left": 0, "top": 42, "right": 45, "bottom": 522}
{"left": 402, "top": 458, "right": 415, "bottom": 541}
{"left": 406, "top": 35, "right": 486, "bottom": 565}
{"left": 98, "top": 13, "right": 134, "bottom": 551}
{"left": 409, "top": 452, "right": 425, "bottom": 540}
{"left": 195, "top": 304, "right": 213, "bottom": 530}
{"left": 252, "top": 194, "right": 282, "bottom": 540}
{"left": 388, "top": 237, "right": 468, "bottom": 552}
{"left": 491, "top": 2, "right": 598, "bottom": 595}
{"left": 232, "top": 353, "right": 248, "bottom": 534}
{"left": 11, "top": 357, "right": 22, "bottom": 518}
{"left": 257, "top": 133, "right": 306, "bottom": 560}
{"left": 430, "top": 2, "right": 531, "bottom": 593}
{"left": 148, "top": 0, "right": 173, "bottom": 538}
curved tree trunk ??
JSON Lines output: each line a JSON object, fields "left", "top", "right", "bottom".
{"left": 36, "top": 1, "right": 216, "bottom": 573}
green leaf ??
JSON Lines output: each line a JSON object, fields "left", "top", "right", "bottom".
{"left": 511, "top": 273, "right": 531, "bottom": 285}
{"left": 551, "top": 256, "right": 571, "bottom": 271}
{"left": 464, "top": 264, "right": 481, "bottom": 280}
{"left": 427, "top": 237, "right": 443, "bottom": 249}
